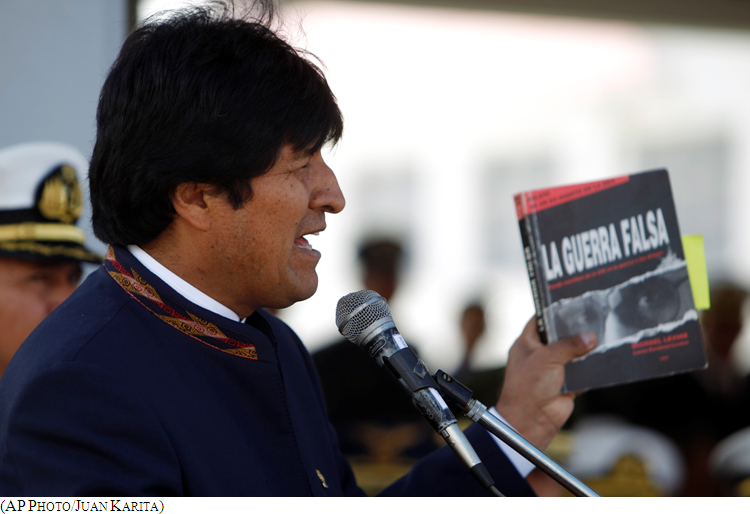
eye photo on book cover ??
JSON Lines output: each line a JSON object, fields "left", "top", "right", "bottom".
{"left": 547, "top": 255, "right": 695, "bottom": 357}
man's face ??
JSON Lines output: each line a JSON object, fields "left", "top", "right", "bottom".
{"left": 205, "top": 145, "right": 345, "bottom": 316}
{"left": 0, "top": 258, "right": 81, "bottom": 376}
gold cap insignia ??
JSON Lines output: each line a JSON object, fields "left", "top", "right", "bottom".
{"left": 37, "top": 164, "right": 83, "bottom": 224}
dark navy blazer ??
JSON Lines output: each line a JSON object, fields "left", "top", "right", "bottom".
{"left": 0, "top": 246, "right": 534, "bottom": 496}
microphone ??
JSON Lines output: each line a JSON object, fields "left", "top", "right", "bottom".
{"left": 335, "top": 290, "right": 500, "bottom": 494}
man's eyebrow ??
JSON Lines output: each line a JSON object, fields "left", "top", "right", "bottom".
{"left": 287, "top": 148, "right": 316, "bottom": 165}
{"left": 294, "top": 148, "right": 316, "bottom": 158}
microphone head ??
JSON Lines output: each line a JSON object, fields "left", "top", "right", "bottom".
{"left": 336, "top": 290, "right": 395, "bottom": 346}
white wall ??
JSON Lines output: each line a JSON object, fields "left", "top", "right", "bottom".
{"left": 0, "top": 0, "right": 128, "bottom": 259}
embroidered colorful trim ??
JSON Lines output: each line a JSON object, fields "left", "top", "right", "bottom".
{"left": 104, "top": 246, "right": 258, "bottom": 360}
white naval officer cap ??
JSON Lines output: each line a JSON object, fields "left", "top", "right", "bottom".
{"left": 565, "top": 416, "right": 685, "bottom": 496}
{"left": 711, "top": 425, "right": 750, "bottom": 495}
{"left": 0, "top": 142, "right": 100, "bottom": 263}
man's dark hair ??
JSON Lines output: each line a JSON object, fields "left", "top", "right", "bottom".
{"left": 89, "top": 1, "right": 343, "bottom": 246}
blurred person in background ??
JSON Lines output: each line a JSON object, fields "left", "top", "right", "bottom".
{"left": 313, "top": 238, "right": 437, "bottom": 491}
{"left": 452, "top": 299, "right": 508, "bottom": 409}
{"left": 710, "top": 425, "right": 750, "bottom": 496}
{"left": 522, "top": 418, "right": 686, "bottom": 497}
{"left": 563, "top": 417, "right": 685, "bottom": 496}
{"left": 0, "top": 142, "right": 100, "bottom": 379}
{"left": 454, "top": 300, "right": 486, "bottom": 381}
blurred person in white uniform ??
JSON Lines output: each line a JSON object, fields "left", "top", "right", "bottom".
{"left": 0, "top": 142, "right": 100, "bottom": 379}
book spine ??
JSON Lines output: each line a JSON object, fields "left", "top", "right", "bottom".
{"left": 517, "top": 198, "right": 550, "bottom": 344}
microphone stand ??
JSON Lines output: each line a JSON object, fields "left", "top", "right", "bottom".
{"left": 433, "top": 370, "right": 599, "bottom": 498}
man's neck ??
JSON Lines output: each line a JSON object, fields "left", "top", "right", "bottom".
{"left": 127, "top": 245, "right": 244, "bottom": 322}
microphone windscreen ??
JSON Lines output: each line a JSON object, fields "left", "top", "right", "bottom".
{"left": 335, "top": 290, "right": 391, "bottom": 342}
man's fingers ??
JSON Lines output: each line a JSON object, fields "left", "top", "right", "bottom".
{"left": 521, "top": 316, "right": 538, "bottom": 337}
{"left": 511, "top": 317, "right": 543, "bottom": 355}
{"left": 547, "top": 332, "right": 597, "bottom": 364}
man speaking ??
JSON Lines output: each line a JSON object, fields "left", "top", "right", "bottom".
{"left": 0, "top": 1, "right": 594, "bottom": 495}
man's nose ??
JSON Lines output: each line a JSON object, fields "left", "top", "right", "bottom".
{"left": 311, "top": 159, "right": 345, "bottom": 214}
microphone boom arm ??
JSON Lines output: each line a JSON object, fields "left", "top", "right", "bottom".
{"left": 363, "top": 327, "right": 500, "bottom": 493}
{"left": 433, "top": 370, "right": 599, "bottom": 497}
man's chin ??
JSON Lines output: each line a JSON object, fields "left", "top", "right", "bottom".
{"left": 295, "top": 278, "right": 319, "bottom": 304}
{"left": 274, "top": 274, "right": 318, "bottom": 309}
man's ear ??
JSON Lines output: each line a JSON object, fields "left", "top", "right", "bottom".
{"left": 171, "top": 183, "right": 212, "bottom": 232}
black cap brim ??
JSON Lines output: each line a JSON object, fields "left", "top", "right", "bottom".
{"left": 0, "top": 240, "right": 102, "bottom": 264}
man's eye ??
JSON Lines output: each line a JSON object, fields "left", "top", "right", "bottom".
{"left": 29, "top": 273, "right": 48, "bottom": 282}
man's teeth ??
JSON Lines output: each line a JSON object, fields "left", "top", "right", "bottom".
{"left": 296, "top": 232, "right": 319, "bottom": 250}
{"left": 297, "top": 236, "right": 313, "bottom": 250}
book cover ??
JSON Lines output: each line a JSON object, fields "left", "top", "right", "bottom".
{"left": 514, "top": 169, "right": 707, "bottom": 392}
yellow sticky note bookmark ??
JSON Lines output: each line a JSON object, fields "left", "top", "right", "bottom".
{"left": 682, "top": 234, "right": 710, "bottom": 310}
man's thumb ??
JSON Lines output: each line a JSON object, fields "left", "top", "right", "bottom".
{"left": 551, "top": 332, "right": 597, "bottom": 363}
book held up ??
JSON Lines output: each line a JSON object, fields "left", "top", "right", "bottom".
{"left": 514, "top": 169, "right": 706, "bottom": 392}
